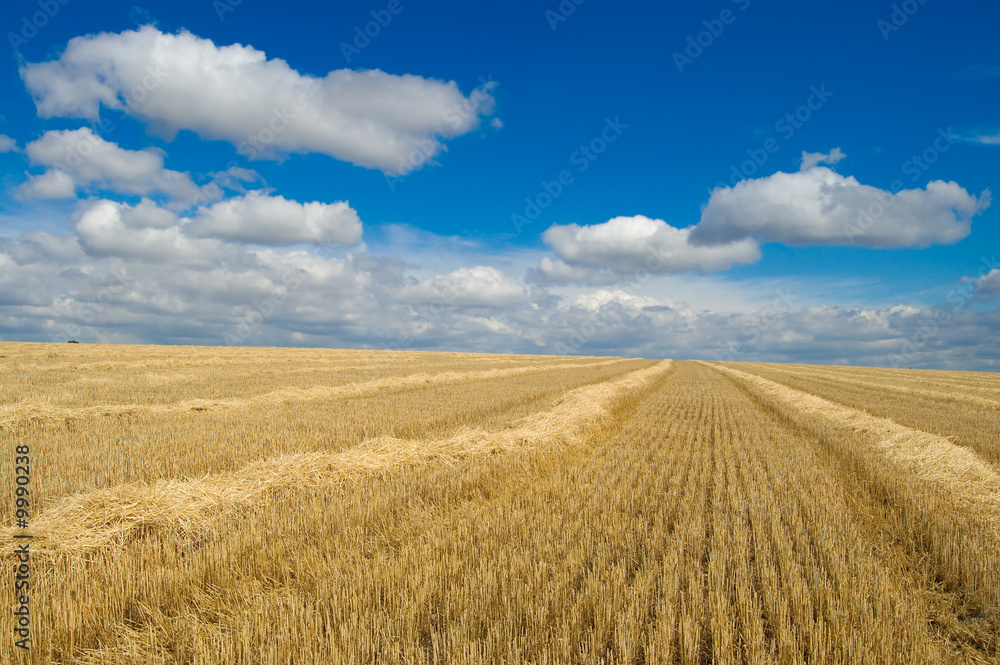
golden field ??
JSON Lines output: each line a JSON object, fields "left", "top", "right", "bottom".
{"left": 1, "top": 342, "right": 999, "bottom": 663}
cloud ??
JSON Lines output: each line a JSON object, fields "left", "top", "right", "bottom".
{"left": 542, "top": 215, "right": 761, "bottom": 275}
{"left": 2, "top": 223, "right": 999, "bottom": 370}
{"left": 396, "top": 266, "right": 527, "bottom": 307}
{"left": 800, "top": 147, "right": 845, "bottom": 171}
{"left": 20, "top": 169, "right": 76, "bottom": 198}
{"left": 526, "top": 257, "right": 625, "bottom": 286}
{"left": 185, "top": 192, "right": 362, "bottom": 246}
{"left": 0, "top": 134, "right": 17, "bottom": 152}
{"left": 974, "top": 269, "right": 1000, "bottom": 298}
{"left": 968, "top": 132, "right": 1000, "bottom": 146}
{"left": 204, "top": 165, "right": 263, "bottom": 195}
{"left": 21, "top": 26, "right": 497, "bottom": 174}
{"left": 533, "top": 158, "right": 988, "bottom": 281}
{"left": 569, "top": 289, "right": 666, "bottom": 313}
{"left": 74, "top": 199, "right": 222, "bottom": 264}
{"left": 691, "top": 167, "right": 990, "bottom": 248}
{"left": 22, "top": 128, "right": 215, "bottom": 205}
{"left": 72, "top": 191, "right": 361, "bottom": 262}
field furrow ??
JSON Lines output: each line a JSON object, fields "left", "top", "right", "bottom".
{"left": 1, "top": 358, "right": 653, "bottom": 512}
{"left": 763, "top": 362, "right": 1000, "bottom": 395}
{"left": 0, "top": 344, "right": 613, "bottom": 405}
{"left": 711, "top": 364, "right": 1000, "bottom": 522}
{"left": 741, "top": 362, "right": 1000, "bottom": 406}
{"left": 725, "top": 361, "right": 1000, "bottom": 469}
{"left": 3, "top": 361, "right": 673, "bottom": 555}
{"left": 0, "top": 359, "right": 627, "bottom": 428}
{"left": 713, "top": 363, "right": 1000, "bottom": 658}
{"left": 3, "top": 345, "right": 998, "bottom": 663}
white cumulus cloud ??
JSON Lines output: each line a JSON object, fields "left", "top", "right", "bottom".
{"left": 974, "top": 269, "right": 1000, "bottom": 298}
{"left": 691, "top": 166, "right": 990, "bottom": 248}
{"left": 800, "top": 147, "right": 845, "bottom": 171}
{"left": 74, "top": 199, "right": 221, "bottom": 264}
{"left": 542, "top": 215, "right": 761, "bottom": 275}
{"left": 0, "top": 134, "right": 17, "bottom": 152}
{"left": 73, "top": 191, "right": 362, "bottom": 262}
{"left": 2, "top": 224, "right": 1000, "bottom": 370}
{"left": 22, "top": 128, "right": 214, "bottom": 205}
{"left": 396, "top": 266, "right": 527, "bottom": 307}
{"left": 21, "top": 26, "right": 497, "bottom": 174}
{"left": 185, "top": 192, "right": 362, "bottom": 246}
{"left": 20, "top": 169, "right": 76, "bottom": 198}
{"left": 527, "top": 257, "right": 625, "bottom": 286}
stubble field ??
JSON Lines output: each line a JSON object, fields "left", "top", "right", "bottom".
{"left": 1, "top": 342, "right": 999, "bottom": 663}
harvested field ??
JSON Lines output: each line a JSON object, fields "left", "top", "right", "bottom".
{"left": 723, "top": 361, "right": 1000, "bottom": 469}
{"left": 2, "top": 344, "right": 999, "bottom": 663}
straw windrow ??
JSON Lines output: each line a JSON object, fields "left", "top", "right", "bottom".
{"left": 708, "top": 363, "right": 1000, "bottom": 522}
{"left": 4, "top": 355, "right": 999, "bottom": 662}
{"left": 6, "top": 360, "right": 673, "bottom": 555}
{"left": 0, "top": 359, "right": 625, "bottom": 429}
{"left": 741, "top": 362, "right": 1000, "bottom": 410}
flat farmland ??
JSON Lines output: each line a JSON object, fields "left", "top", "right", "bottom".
{"left": 1, "top": 343, "right": 999, "bottom": 663}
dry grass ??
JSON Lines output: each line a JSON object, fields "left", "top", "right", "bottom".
{"left": 710, "top": 362, "right": 1000, "bottom": 659}
{"left": 6, "top": 360, "right": 672, "bottom": 555}
{"left": 2, "top": 344, "right": 999, "bottom": 663}
{"left": 765, "top": 361, "right": 1000, "bottom": 395}
{"left": 0, "top": 359, "right": 624, "bottom": 429}
{"left": 2, "top": 349, "right": 649, "bottom": 513}
{"left": 710, "top": 363, "right": 1000, "bottom": 523}
{"left": 727, "top": 361, "right": 1000, "bottom": 470}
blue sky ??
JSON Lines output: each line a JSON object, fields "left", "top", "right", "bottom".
{"left": 1, "top": 0, "right": 998, "bottom": 368}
